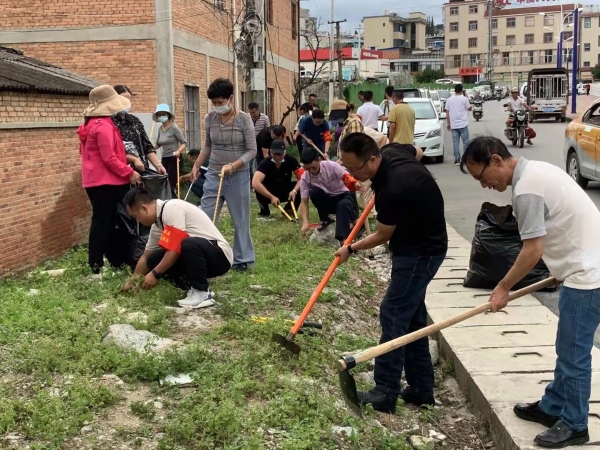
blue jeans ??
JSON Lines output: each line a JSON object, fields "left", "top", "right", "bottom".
{"left": 200, "top": 169, "right": 255, "bottom": 268}
{"left": 539, "top": 286, "right": 600, "bottom": 431}
{"left": 374, "top": 254, "right": 445, "bottom": 397}
{"left": 451, "top": 126, "right": 470, "bottom": 161}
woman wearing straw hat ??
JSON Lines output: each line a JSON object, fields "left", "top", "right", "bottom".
{"left": 191, "top": 78, "right": 256, "bottom": 272}
{"left": 152, "top": 104, "right": 187, "bottom": 195}
{"left": 78, "top": 85, "right": 142, "bottom": 274}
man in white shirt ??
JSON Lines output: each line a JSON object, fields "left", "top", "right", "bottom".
{"left": 444, "top": 84, "right": 472, "bottom": 166}
{"left": 379, "top": 85, "right": 395, "bottom": 117}
{"left": 461, "top": 136, "right": 600, "bottom": 449}
{"left": 122, "top": 187, "right": 233, "bottom": 309}
{"left": 506, "top": 86, "right": 533, "bottom": 145}
{"left": 357, "top": 91, "right": 387, "bottom": 129}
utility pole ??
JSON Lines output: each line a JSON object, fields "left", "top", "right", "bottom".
{"left": 486, "top": 0, "right": 494, "bottom": 82}
{"left": 329, "top": 19, "right": 347, "bottom": 99}
{"left": 356, "top": 25, "right": 363, "bottom": 81}
{"left": 328, "top": 0, "right": 335, "bottom": 110}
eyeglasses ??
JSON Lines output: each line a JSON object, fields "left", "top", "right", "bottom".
{"left": 474, "top": 161, "right": 489, "bottom": 181}
{"left": 346, "top": 157, "right": 370, "bottom": 174}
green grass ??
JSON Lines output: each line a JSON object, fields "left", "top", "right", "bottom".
{"left": 0, "top": 205, "right": 412, "bottom": 449}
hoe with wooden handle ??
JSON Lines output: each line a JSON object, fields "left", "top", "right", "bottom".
{"left": 337, "top": 276, "right": 557, "bottom": 418}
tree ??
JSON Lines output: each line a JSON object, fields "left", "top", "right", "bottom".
{"left": 414, "top": 68, "right": 445, "bottom": 84}
{"left": 591, "top": 63, "right": 600, "bottom": 81}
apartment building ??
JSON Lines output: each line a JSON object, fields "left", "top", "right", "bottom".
{"left": 579, "top": 6, "right": 600, "bottom": 79}
{"left": 444, "top": 1, "right": 579, "bottom": 84}
{"left": 363, "top": 12, "right": 427, "bottom": 51}
{"left": 0, "top": 0, "right": 300, "bottom": 142}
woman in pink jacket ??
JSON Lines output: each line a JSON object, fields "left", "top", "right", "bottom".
{"left": 78, "top": 85, "right": 141, "bottom": 274}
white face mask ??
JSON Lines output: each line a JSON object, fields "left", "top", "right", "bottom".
{"left": 214, "top": 104, "right": 230, "bottom": 115}
{"left": 157, "top": 116, "right": 168, "bottom": 123}
{"left": 122, "top": 107, "right": 131, "bottom": 114}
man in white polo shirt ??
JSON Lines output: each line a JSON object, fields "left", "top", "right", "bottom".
{"left": 461, "top": 136, "right": 600, "bottom": 449}
{"left": 444, "top": 84, "right": 472, "bottom": 166}
{"left": 357, "top": 91, "right": 387, "bottom": 129}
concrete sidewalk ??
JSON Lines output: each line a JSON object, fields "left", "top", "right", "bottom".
{"left": 428, "top": 225, "right": 600, "bottom": 449}
{"left": 566, "top": 93, "right": 598, "bottom": 122}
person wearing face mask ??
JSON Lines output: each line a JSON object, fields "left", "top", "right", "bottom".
{"left": 252, "top": 140, "right": 303, "bottom": 218}
{"left": 191, "top": 78, "right": 257, "bottom": 272}
{"left": 153, "top": 104, "right": 187, "bottom": 195}
{"left": 112, "top": 85, "right": 167, "bottom": 175}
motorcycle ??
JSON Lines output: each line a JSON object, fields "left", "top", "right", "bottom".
{"left": 504, "top": 106, "right": 528, "bottom": 148}
{"left": 472, "top": 99, "right": 484, "bottom": 121}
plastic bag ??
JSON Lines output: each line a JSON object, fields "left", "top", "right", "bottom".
{"left": 141, "top": 169, "right": 172, "bottom": 200}
{"left": 463, "top": 202, "right": 553, "bottom": 290}
{"left": 106, "top": 233, "right": 147, "bottom": 270}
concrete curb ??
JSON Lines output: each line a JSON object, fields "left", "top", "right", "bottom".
{"left": 427, "top": 224, "right": 600, "bottom": 449}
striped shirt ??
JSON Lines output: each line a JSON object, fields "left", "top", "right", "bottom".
{"left": 252, "top": 113, "right": 270, "bottom": 137}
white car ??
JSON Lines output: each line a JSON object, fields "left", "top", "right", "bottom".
{"left": 430, "top": 90, "right": 446, "bottom": 119}
{"left": 436, "top": 78, "right": 458, "bottom": 85}
{"left": 378, "top": 98, "right": 444, "bottom": 163}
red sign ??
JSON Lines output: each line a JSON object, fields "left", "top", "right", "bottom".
{"left": 459, "top": 67, "right": 483, "bottom": 76}
{"left": 494, "top": 0, "right": 560, "bottom": 4}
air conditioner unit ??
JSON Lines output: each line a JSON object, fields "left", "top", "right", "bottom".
{"left": 251, "top": 68, "right": 266, "bottom": 91}
{"left": 253, "top": 45, "right": 264, "bottom": 63}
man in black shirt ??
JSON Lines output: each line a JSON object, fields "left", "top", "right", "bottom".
{"left": 252, "top": 140, "right": 303, "bottom": 217}
{"left": 336, "top": 133, "right": 448, "bottom": 414}
{"left": 256, "top": 125, "right": 286, "bottom": 166}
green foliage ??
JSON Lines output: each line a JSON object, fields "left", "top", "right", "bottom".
{"left": 591, "top": 63, "right": 600, "bottom": 81}
{"left": 414, "top": 69, "right": 446, "bottom": 84}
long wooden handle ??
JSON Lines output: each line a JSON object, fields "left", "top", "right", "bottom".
{"left": 212, "top": 174, "right": 224, "bottom": 225}
{"left": 337, "top": 276, "right": 556, "bottom": 370}
{"left": 291, "top": 197, "right": 375, "bottom": 336}
{"left": 309, "top": 141, "right": 328, "bottom": 160}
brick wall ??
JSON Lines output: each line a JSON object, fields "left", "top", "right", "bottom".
{"left": 0, "top": 124, "right": 89, "bottom": 274}
{"left": 266, "top": 0, "right": 299, "bottom": 63}
{"left": 0, "top": 91, "right": 89, "bottom": 123}
{"left": 0, "top": 0, "right": 155, "bottom": 29}
{"left": 172, "top": 0, "right": 236, "bottom": 47}
{"left": 4, "top": 41, "right": 158, "bottom": 114}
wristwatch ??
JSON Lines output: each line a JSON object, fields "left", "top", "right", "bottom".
{"left": 151, "top": 269, "right": 162, "bottom": 279}
{"left": 347, "top": 244, "right": 356, "bottom": 255}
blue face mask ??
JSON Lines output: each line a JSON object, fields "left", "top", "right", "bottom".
{"left": 157, "top": 116, "right": 168, "bottom": 123}
{"left": 122, "top": 107, "right": 131, "bottom": 114}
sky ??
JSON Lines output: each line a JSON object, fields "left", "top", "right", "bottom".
{"left": 303, "top": 0, "right": 445, "bottom": 34}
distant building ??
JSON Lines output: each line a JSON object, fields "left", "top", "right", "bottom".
{"left": 363, "top": 12, "right": 428, "bottom": 51}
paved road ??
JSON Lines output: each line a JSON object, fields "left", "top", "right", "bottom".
{"left": 427, "top": 99, "right": 600, "bottom": 347}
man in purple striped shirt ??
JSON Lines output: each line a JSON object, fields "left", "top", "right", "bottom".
{"left": 299, "top": 148, "right": 360, "bottom": 245}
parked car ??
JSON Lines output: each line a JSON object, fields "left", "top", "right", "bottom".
{"left": 378, "top": 98, "right": 444, "bottom": 163}
{"left": 430, "top": 90, "right": 446, "bottom": 119}
{"left": 563, "top": 98, "right": 600, "bottom": 188}
{"left": 435, "top": 78, "right": 458, "bottom": 85}
{"left": 437, "top": 89, "right": 451, "bottom": 112}
{"left": 465, "top": 89, "right": 475, "bottom": 102}
{"left": 397, "top": 88, "right": 422, "bottom": 98}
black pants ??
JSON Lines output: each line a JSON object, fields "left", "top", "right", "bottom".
{"left": 85, "top": 183, "right": 130, "bottom": 273}
{"left": 256, "top": 181, "right": 300, "bottom": 214}
{"left": 146, "top": 237, "right": 231, "bottom": 291}
{"left": 296, "top": 137, "right": 304, "bottom": 156}
{"left": 162, "top": 156, "right": 182, "bottom": 196}
{"left": 309, "top": 187, "right": 358, "bottom": 242}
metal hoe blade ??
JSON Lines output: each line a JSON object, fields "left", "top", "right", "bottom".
{"left": 338, "top": 369, "right": 363, "bottom": 418}
{"left": 272, "top": 333, "right": 301, "bottom": 356}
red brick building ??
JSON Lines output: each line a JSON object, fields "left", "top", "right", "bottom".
{"left": 0, "top": 0, "right": 300, "bottom": 148}
{"left": 0, "top": 46, "right": 98, "bottom": 273}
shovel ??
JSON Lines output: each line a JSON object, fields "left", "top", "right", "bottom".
{"left": 273, "top": 197, "right": 376, "bottom": 356}
{"left": 337, "top": 276, "right": 557, "bottom": 417}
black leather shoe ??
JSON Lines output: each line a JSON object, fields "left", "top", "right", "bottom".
{"left": 357, "top": 386, "right": 398, "bottom": 413}
{"left": 400, "top": 386, "right": 435, "bottom": 407}
{"left": 534, "top": 420, "right": 589, "bottom": 448}
{"left": 513, "top": 401, "right": 560, "bottom": 428}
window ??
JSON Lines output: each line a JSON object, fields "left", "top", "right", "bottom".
{"left": 544, "top": 32, "right": 554, "bottom": 43}
{"left": 506, "top": 17, "right": 516, "bottom": 28}
{"left": 449, "top": 39, "right": 458, "bottom": 49}
{"left": 584, "top": 61, "right": 591, "bottom": 67}
{"left": 184, "top": 86, "right": 200, "bottom": 149}
{"left": 491, "top": 18, "right": 497, "bottom": 29}
{"left": 525, "top": 34, "right": 534, "bottom": 44}
{"left": 291, "top": 2, "right": 298, "bottom": 39}
{"left": 393, "top": 23, "right": 405, "bottom": 32}
{"left": 598, "top": 35, "right": 600, "bottom": 47}
{"left": 382, "top": 39, "right": 385, "bottom": 43}
{"left": 543, "top": 49, "right": 554, "bottom": 63}
{"left": 450, "top": 6, "right": 458, "bottom": 15}
{"left": 584, "top": 17, "right": 591, "bottom": 28}
{"left": 502, "top": 51, "right": 510, "bottom": 65}
{"left": 469, "top": 21, "right": 478, "bottom": 31}
{"left": 544, "top": 15, "right": 554, "bottom": 26}
{"left": 525, "top": 16, "right": 535, "bottom": 27}
{"left": 506, "top": 35, "right": 516, "bottom": 46}
{"left": 584, "top": 43, "right": 591, "bottom": 52}
{"left": 492, "top": 35, "right": 498, "bottom": 46}
{"left": 469, "top": 5, "right": 478, "bottom": 13}
{"left": 563, "top": 31, "right": 573, "bottom": 41}
{"left": 383, "top": 22, "right": 386, "bottom": 26}
{"left": 469, "top": 37, "right": 477, "bottom": 48}
{"left": 214, "top": 0, "right": 224, "bottom": 11}
{"left": 265, "top": 0, "right": 273, "bottom": 25}
{"left": 521, "top": 50, "right": 535, "bottom": 64}
{"left": 564, "top": 14, "right": 573, "bottom": 25}
{"left": 450, "top": 22, "right": 458, "bottom": 32}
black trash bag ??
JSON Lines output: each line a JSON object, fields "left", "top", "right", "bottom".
{"left": 141, "top": 169, "right": 172, "bottom": 200}
{"left": 106, "top": 233, "right": 148, "bottom": 270}
{"left": 463, "top": 202, "right": 554, "bottom": 291}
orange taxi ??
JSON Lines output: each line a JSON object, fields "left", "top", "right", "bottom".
{"left": 564, "top": 98, "right": 600, "bottom": 188}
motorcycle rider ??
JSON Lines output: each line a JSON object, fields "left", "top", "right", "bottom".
{"left": 506, "top": 87, "right": 533, "bottom": 146}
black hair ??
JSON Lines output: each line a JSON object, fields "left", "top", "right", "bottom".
{"left": 188, "top": 148, "right": 201, "bottom": 157}
{"left": 385, "top": 85, "right": 394, "bottom": 96}
{"left": 346, "top": 102, "right": 356, "bottom": 112}
{"left": 248, "top": 102, "right": 259, "bottom": 110}
{"left": 392, "top": 90, "right": 404, "bottom": 100}
{"left": 308, "top": 93, "right": 317, "bottom": 99}
{"left": 271, "top": 125, "right": 286, "bottom": 137}
{"left": 312, "top": 109, "right": 325, "bottom": 119}
{"left": 339, "top": 132, "right": 380, "bottom": 161}
{"left": 114, "top": 85, "right": 133, "bottom": 95}
{"left": 363, "top": 91, "right": 374, "bottom": 102}
{"left": 207, "top": 78, "right": 234, "bottom": 100}
{"left": 298, "top": 104, "right": 308, "bottom": 112}
{"left": 124, "top": 187, "right": 155, "bottom": 209}
{"left": 300, "top": 148, "right": 320, "bottom": 164}
{"left": 358, "top": 91, "right": 364, "bottom": 96}
{"left": 455, "top": 84, "right": 464, "bottom": 94}
{"left": 459, "top": 136, "right": 513, "bottom": 174}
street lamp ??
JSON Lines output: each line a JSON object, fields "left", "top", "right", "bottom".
{"left": 539, "top": 8, "right": 580, "bottom": 68}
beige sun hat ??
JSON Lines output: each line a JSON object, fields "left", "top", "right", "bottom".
{"left": 83, "top": 85, "right": 131, "bottom": 117}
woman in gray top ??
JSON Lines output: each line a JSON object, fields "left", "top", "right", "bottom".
{"left": 153, "top": 104, "right": 187, "bottom": 194}
{"left": 191, "top": 78, "right": 256, "bottom": 271}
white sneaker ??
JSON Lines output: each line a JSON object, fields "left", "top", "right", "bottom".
{"left": 178, "top": 289, "right": 215, "bottom": 309}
